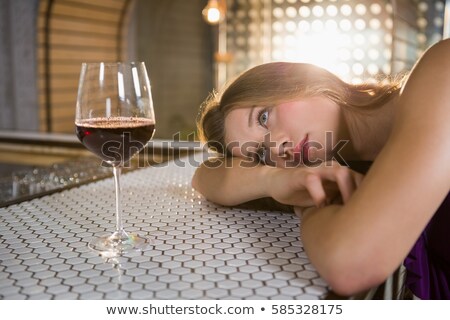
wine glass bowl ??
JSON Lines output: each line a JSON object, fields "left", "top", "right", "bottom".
{"left": 75, "top": 117, "right": 155, "bottom": 167}
{"left": 75, "top": 62, "right": 155, "bottom": 257}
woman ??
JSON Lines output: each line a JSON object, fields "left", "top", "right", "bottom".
{"left": 192, "top": 39, "right": 450, "bottom": 299}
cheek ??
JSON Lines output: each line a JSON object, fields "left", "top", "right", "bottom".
{"left": 277, "top": 103, "right": 318, "bottom": 131}
{"left": 277, "top": 103, "right": 298, "bottom": 117}
{"left": 277, "top": 103, "right": 306, "bottom": 126}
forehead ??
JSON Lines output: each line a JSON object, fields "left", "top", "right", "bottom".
{"left": 224, "top": 108, "right": 259, "bottom": 157}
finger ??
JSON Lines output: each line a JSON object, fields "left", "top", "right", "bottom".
{"left": 303, "top": 173, "right": 327, "bottom": 207}
{"left": 334, "top": 167, "right": 357, "bottom": 203}
{"left": 314, "top": 165, "right": 355, "bottom": 203}
{"left": 322, "top": 180, "right": 340, "bottom": 193}
{"left": 293, "top": 206, "right": 303, "bottom": 218}
{"left": 316, "top": 163, "right": 361, "bottom": 203}
{"left": 353, "top": 171, "right": 364, "bottom": 188}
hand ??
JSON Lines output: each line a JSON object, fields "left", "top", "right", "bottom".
{"left": 294, "top": 205, "right": 315, "bottom": 219}
{"left": 266, "top": 161, "right": 364, "bottom": 208}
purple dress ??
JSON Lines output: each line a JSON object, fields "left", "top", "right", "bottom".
{"left": 404, "top": 192, "right": 450, "bottom": 299}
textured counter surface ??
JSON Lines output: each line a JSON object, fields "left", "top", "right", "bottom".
{"left": 0, "top": 158, "right": 328, "bottom": 299}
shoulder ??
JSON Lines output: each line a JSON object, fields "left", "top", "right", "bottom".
{"left": 421, "top": 38, "right": 450, "bottom": 59}
{"left": 400, "top": 39, "right": 450, "bottom": 94}
{"left": 384, "top": 40, "right": 450, "bottom": 191}
{"left": 396, "top": 39, "right": 450, "bottom": 123}
{"left": 410, "top": 38, "right": 450, "bottom": 71}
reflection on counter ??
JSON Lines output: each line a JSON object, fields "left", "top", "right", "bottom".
{"left": 0, "top": 131, "right": 201, "bottom": 208}
{"left": 0, "top": 157, "right": 112, "bottom": 208}
{"left": 0, "top": 151, "right": 178, "bottom": 208}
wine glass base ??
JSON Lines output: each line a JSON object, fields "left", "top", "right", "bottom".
{"left": 88, "top": 230, "right": 151, "bottom": 258}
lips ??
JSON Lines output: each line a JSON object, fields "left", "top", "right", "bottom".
{"left": 293, "top": 135, "right": 309, "bottom": 163}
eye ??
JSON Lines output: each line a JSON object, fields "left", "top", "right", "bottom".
{"left": 257, "top": 109, "right": 269, "bottom": 128}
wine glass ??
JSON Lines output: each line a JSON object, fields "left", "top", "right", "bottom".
{"left": 75, "top": 62, "right": 155, "bottom": 257}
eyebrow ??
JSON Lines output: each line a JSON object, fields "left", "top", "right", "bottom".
{"left": 248, "top": 106, "right": 256, "bottom": 127}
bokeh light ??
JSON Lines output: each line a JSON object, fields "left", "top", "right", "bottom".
{"left": 226, "top": 0, "right": 445, "bottom": 82}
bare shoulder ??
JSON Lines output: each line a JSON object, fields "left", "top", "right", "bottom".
{"left": 410, "top": 38, "right": 450, "bottom": 71}
{"left": 423, "top": 38, "right": 450, "bottom": 58}
{"left": 396, "top": 39, "right": 450, "bottom": 123}
{"left": 403, "top": 38, "right": 450, "bottom": 86}
{"left": 381, "top": 40, "right": 450, "bottom": 190}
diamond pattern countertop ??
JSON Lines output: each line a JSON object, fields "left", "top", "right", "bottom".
{"left": 0, "top": 157, "right": 329, "bottom": 299}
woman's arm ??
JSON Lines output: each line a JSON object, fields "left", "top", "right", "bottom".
{"left": 192, "top": 157, "right": 273, "bottom": 206}
{"left": 299, "top": 39, "right": 450, "bottom": 296}
{"left": 192, "top": 157, "right": 363, "bottom": 207}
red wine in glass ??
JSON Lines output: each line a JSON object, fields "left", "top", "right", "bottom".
{"left": 76, "top": 117, "right": 155, "bottom": 167}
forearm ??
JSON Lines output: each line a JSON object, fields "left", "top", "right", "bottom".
{"left": 299, "top": 205, "right": 389, "bottom": 296}
{"left": 193, "top": 158, "right": 360, "bottom": 208}
{"left": 192, "top": 157, "right": 272, "bottom": 206}
{"left": 300, "top": 205, "right": 343, "bottom": 281}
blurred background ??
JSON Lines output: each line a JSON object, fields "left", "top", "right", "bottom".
{"left": 0, "top": 0, "right": 448, "bottom": 140}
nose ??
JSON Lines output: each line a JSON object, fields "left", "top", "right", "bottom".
{"left": 276, "top": 141, "right": 294, "bottom": 158}
{"left": 267, "top": 132, "right": 293, "bottom": 159}
{"left": 264, "top": 139, "right": 294, "bottom": 167}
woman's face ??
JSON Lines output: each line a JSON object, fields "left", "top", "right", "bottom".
{"left": 224, "top": 96, "right": 347, "bottom": 167}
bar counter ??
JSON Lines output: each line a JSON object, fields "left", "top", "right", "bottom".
{"left": 0, "top": 155, "right": 328, "bottom": 300}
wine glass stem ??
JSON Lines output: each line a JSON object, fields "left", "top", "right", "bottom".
{"left": 113, "top": 166, "right": 124, "bottom": 234}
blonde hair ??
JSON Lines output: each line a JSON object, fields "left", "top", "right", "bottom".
{"left": 197, "top": 62, "right": 403, "bottom": 155}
